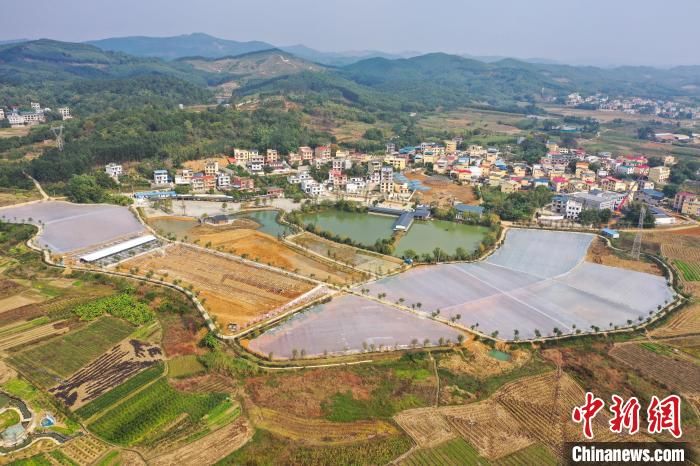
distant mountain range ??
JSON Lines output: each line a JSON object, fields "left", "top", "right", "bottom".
{"left": 1, "top": 36, "right": 699, "bottom": 117}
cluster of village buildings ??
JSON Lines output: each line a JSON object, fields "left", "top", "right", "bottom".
{"left": 105, "top": 135, "right": 697, "bottom": 222}
{"left": 0, "top": 102, "right": 71, "bottom": 126}
{"left": 565, "top": 93, "right": 700, "bottom": 120}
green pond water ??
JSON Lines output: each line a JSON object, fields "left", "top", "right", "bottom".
{"left": 235, "top": 210, "right": 289, "bottom": 237}
{"left": 300, "top": 209, "right": 487, "bottom": 257}
{"left": 394, "top": 220, "right": 488, "bottom": 257}
{"left": 488, "top": 349, "right": 511, "bottom": 361}
{"left": 300, "top": 210, "right": 395, "bottom": 246}
{"left": 150, "top": 210, "right": 288, "bottom": 238}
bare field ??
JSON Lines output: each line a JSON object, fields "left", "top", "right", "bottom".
{"left": 586, "top": 237, "right": 662, "bottom": 276}
{"left": 291, "top": 231, "right": 403, "bottom": 275}
{"left": 405, "top": 172, "right": 478, "bottom": 208}
{"left": 609, "top": 343, "right": 700, "bottom": 395}
{"left": 121, "top": 244, "right": 314, "bottom": 331}
{"left": 418, "top": 108, "right": 524, "bottom": 134}
{"left": 189, "top": 228, "right": 365, "bottom": 285}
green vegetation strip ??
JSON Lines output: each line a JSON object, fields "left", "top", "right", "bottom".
{"left": 10, "top": 316, "right": 134, "bottom": 386}
{"left": 75, "top": 363, "right": 164, "bottom": 419}
{"left": 74, "top": 293, "right": 155, "bottom": 325}
{"left": 403, "top": 438, "right": 488, "bottom": 465}
{"left": 88, "top": 378, "right": 226, "bottom": 446}
{"left": 674, "top": 260, "right": 700, "bottom": 281}
{"left": 499, "top": 443, "right": 558, "bottom": 466}
{"left": 168, "top": 355, "right": 206, "bottom": 379}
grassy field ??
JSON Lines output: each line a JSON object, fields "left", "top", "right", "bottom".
{"left": 0, "top": 188, "right": 41, "bottom": 207}
{"left": 88, "top": 377, "right": 227, "bottom": 446}
{"left": 9, "top": 316, "right": 134, "bottom": 387}
{"left": 401, "top": 438, "right": 487, "bottom": 465}
{"left": 498, "top": 443, "right": 558, "bottom": 465}
{"left": 216, "top": 428, "right": 413, "bottom": 466}
{"left": 168, "top": 355, "right": 206, "bottom": 379}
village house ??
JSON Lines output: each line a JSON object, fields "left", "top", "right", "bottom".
{"left": 153, "top": 169, "right": 169, "bottom": 185}
{"left": 233, "top": 176, "right": 255, "bottom": 191}
{"left": 105, "top": 163, "right": 123, "bottom": 180}
{"left": 648, "top": 166, "right": 670, "bottom": 185}
{"left": 204, "top": 159, "right": 219, "bottom": 176}
{"left": 216, "top": 173, "right": 231, "bottom": 190}
{"left": 175, "top": 169, "right": 193, "bottom": 185}
{"left": 265, "top": 149, "right": 278, "bottom": 164}
{"left": 299, "top": 146, "right": 314, "bottom": 164}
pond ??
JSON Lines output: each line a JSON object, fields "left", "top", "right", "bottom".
{"left": 300, "top": 210, "right": 395, "bottom": 247}
{"left": 234, "top": 210, "right": 288, "bottom": 237}
{"left": 149, "top": 210, "right": 288, "bottom": 239}
{"left": 488, "top": 349, "right": 511, "bottom": 361}
{"left": 395, "top": 220, "right": 488, "bottom": 258}
{"left": 300, "top": 209, "right": 487, "bottom": 257}
{"left": 149, "top": 217, "right": 197, "bottom": 239}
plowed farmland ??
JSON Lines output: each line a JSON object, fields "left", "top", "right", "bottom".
{"left": 651, "top": 302, "right": 700, "bottom": 337}
{"left": 394, "top": 408, "right": 456, "bottom": 447}
{"left": 189, "top": 228, "right": 365, "bottom": 284}
{"left": 122, "top": 244, "right": 314, "bottom": 331}
{"left": 50, "top": 339, "right": 163, "bottom": 410}
{"left": 609, "top": 343, "right": 700, "bottom": 395}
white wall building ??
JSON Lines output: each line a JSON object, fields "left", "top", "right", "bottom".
{"left": 153, "top": 170, "right": 169, "bottom": 185}
{"left": 105, "top": 163, "right": 123, "bottom": 179}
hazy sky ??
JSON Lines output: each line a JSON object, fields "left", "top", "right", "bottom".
{"left": 4, "top": 0, "right": 700, "bottom": 66}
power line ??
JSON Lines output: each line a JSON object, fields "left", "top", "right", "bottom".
{"left": 50, "top": 125, "right": 64, "bottom": 152}
{"left": 631, "top": 205, "right": 645, "bottom": 260}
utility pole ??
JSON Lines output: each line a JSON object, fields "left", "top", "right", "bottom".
{"left": 50, "top": 125, "right": 64, "bottom": 151}
{"left": 631, "top": 205, "right": 645, "bottom": 261}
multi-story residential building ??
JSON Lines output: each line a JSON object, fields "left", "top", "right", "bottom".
{"left": 233, "top": 176, "right": 255, "bottom": 190}
{"left": 287, "top": 172, "right": 311, "bottom": 184}
{"left": 385, "top": 143, "right": 396, "bottom": 154}
{"left": 288, "top": 152, "right": 301, "bottom": 165}
{"left": 384, "top": 156, "right": 406, "bottom": 170}
{"left": 30, "top": 102, "right": 41, "bottom": 112}
{"left": 153, "top": 170, "right": 169, "bottom": 185}
{"left": 600, "top": 177, "right": 627, "bottom": 192}
{"left": 175, "top": 169, "right": 193, "bottom": 185}
{"left": 314, "top": 145, "right": 331, "bottom": 160}
{"left": 444, "top": 140, "right": 457, "bottom": 154}
{"left": 301, "top": 179, "right": 322, "bottom": 196}
{"left": 673, "top": 191, "right": 699, "bottom": 212}
{"left": 217, "top": 173, "right": 231, "bottom": 190}
{"left": 202, "top": 175, "right": 216, "bottom": 191}
{"left": 500, "top": 180, "right": 520, "bottom": 194}
{"left": 379, "top": 166, "right": 394, "bottom": 194}
{"left": 57, "top": 107, "right": 72, "bottom": 120}
{"left": 0, "top": 108, "right": 5, "bottom": 120}
{"left": 191, "top": 177, "right": 205, "bottom": 193}
{"left": 648, "top": 166, "right": 670, "bottom": 185}
{"left": 299, "top": 146, "right": 314, "bottom": 164}
{"left": 680, "top": 197, "right": 700, "bottom": 216}
{"left": 204, "top": 159, "right": 219, "bottom": 176}
{"left": 105, "top": 163, "right": 123, "bottom": 180}
{"left": 234, "top": 148, "right": 250, "bottom": 164}
{"left": 265, "top": 149, "right": 278, "bottom": 164}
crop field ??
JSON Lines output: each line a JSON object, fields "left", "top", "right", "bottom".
{"left": 400, "top": 438, "right": 487, "bottom": 466}
{"left": 396, "top": 371, "right": 623, "bottom": 462}
{"left": 291, "top": 231, "right": 404, "bottom": 275}
{"left": 498, "top": 443, "right": 558, "bottom": 466}
{"left": 9, "top": 316, "right": 134, "bottom": 387}
{"left": 248, "top": 294, "right": 462, "bottom": 359}
{"left": 88, "top": 377, "right": 227, "bottom": 446}
{"left": 246, "top": 403, "right": 401, "bottom": 445}
{"left": 362, "top": 229, "right": 674, "bottom": 340}
{"left": 653, "top": 302, "right": 700, "bottom": 337}
{"left": 674, "top": 260, "right": 700, "bottom": 281}
{"left": 121, "top": 244, "right": 314, "bottom": 332}
{"left": 188, "top": 227, "right": 365, "bottom": 285}
{"left": 0, "top": 201, "right": 146, "bottom": 253}
{"left": 394, "top": 408, "right": 456, "bottom": 447}
{"left": 75, "top": 363, "right": 164, "bottom": 420}
{"left": 59, "top": 435, "right": 111, "bottom": 466}
{"left": 148, "top": 417, "right": 253, "bottom": 466}
{"left": 441, "top": 401, "right": 533, "bottom": 458}
{"left": 609, "top": 343, "right": 700, "bottom": 395}
{"left": 0, "top": 321, "right": 70, "bottom": 352}
{"left": 404, "top": 172, "right": 478, "bottom": 208}
{"left": 50, "top": 339, "right": 163, "bottom": 410}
